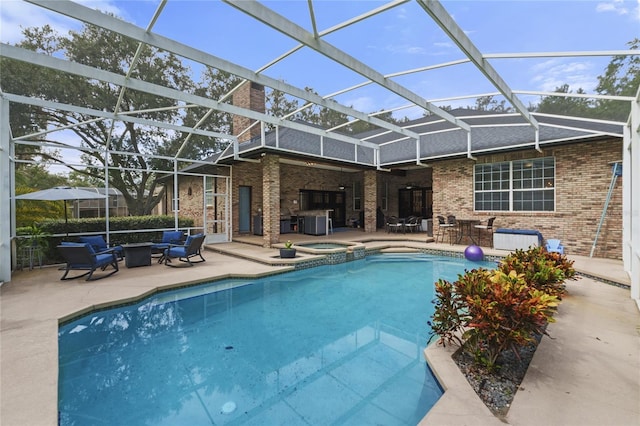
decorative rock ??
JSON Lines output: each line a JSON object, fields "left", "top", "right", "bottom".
{"left": 464, "top": 244, "right": 484, "bottom": 261}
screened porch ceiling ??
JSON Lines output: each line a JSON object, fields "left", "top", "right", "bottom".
{"left": 0, "top": 0, "right": 636, "bottom": 172}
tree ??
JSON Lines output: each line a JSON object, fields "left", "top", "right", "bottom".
{"left": 167, "top": 68, "right": 241, "bottom": 160}
{"left": 265, "top": 87, "right": 301, "bottom": 129}
{"left": 67, "top": 170, "right": 103, "bottom": 188}
{"left": 14, "top": 163, "right": 67, "bottom": 227}
{"left": 536, "top": 39, "right": 639, "bottom": 121}
{"left": 0, "top": 25, "right": 60, "bottom": 164}
{"left": 594, "top": 38, "right": 640, "bottom": 121}
{"left": 536, "top": 84, "right": 595, "bottom": 117}
{"left": 1, "top": 21, "right": 236, "bottom": 216}
{"left": 474, "top": 95, "right": 513, "bottom": 113}
{"left": 350, "top": 110, "right": 399, "bottom": 134}
{"left": 297, "top": 87, "right": 323, "bottom": 124}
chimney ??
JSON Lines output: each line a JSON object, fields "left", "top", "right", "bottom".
{"left": 232, "top": 81, "right": 265, "bottom": 142}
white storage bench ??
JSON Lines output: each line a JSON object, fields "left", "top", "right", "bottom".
{"left": 493, "top": 228, "right": 543, "bottom": 251}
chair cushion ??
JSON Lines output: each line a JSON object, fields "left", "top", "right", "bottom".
{"left": 162, "top": 231, "right": 184, "bottom": 244}
{"left": 61, "top": 241, "right": 95, "bottom": 254}
{"left": 79, "top": 236, "right": 106, "bottom": 249}
{"left": 94, "top": 252, "right": 116, "bottom": 267}
{"left": 166, "top": 247, "right": 187, "bottom": 257}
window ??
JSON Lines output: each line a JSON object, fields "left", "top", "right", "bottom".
{"left": 381, "top": 181, "right": 388, "bottom": 211}
{"left": 205, "top": 177, "right": 213, "bottom": 206}
{"left": 353, "top": 181, "right": 362, "bottom": 211}
{"left": 474, "top": 157, "right": 555, "bottom": 212}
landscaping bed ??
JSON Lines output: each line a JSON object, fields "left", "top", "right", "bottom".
{"left": 453, "top": 332, "right": 543, "bottom": 418}
{"left": 429, "top": 246, "right": 576, "bottom": 419}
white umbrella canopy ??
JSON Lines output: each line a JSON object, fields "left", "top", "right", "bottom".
{"left": 16, "top": 186, "right": 108, "bottom": 236}
{"left": 15, "top": 186, "right": 107, "bottom": 202}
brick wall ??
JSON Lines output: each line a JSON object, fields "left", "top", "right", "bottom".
{"left": 363, "top": 170, "right": 377, "bottom": 232}
{"left": 432, "top": 139, "right": 623, "bottom": 259}
{"left": 175, "top": 176, "right": 204, "bottom": 227}
{"left": 174, "top": 137, "right": 622, "bottom": 259}
{"left": 165, "top": 174, "right": 230, "bottom": 233}
{"left": 229, "top": 162, "right": 435, "bottom": 237}
{"left": 262, "top": 155, "right": 280, "bottom": 247}
{"left": 232, "top": 82, "right": 265, "bottom": 142}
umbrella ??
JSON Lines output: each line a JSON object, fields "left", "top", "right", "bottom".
{"left": 16, "top": 186, "right": 107, "bottom": 236}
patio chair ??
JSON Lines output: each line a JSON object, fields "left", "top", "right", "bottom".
{"left": 17, "top": 236, "right": 44, "bottom": 271}
{"left": 151, "top": 231, "right": 185, "bottom": 262}
{"left": 435, "top": 215, "right": 456, "bottom": 244}
{"left": 164, "top": 233, "right": 206, "bottom": 267}
{"left": 57, "top": 243, "right": 119, "bottom": 281}
{"left": 386, "top": 216, "right": 404, "bottom": 233}
{"left": 404, "top": 216, "right": 419, "bottom": 233}
{"left": 474, "top": 216, "right": 496, "bottom": 247}
{"left": 545, "top": 239, "right": 565, "bottom": 254}
{"left": 79, "top": 235, "right": 124, "bottom": 260}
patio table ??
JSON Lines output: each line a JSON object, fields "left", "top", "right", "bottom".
{"left": 455, "top": 219, "right": 481, "bottom": 245}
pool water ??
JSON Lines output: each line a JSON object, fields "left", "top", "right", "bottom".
{"left": 58, "top": 254, "right": 494, "bottom": 425}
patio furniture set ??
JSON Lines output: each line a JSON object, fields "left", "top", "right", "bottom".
{"left": 56, "top": 231, "right": 206, "bottom": 281}
{"left": 385, "top": 216, "right": 424, "bottom": 234}
{"left": 435, "top": 215, "right": 565, "bottom": 254}
{"left": 435, "top": 215, "right": 496, "bottom": 246}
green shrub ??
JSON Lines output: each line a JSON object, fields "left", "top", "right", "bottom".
{"left": 428, "top": 278, "right": 468, "bottom": 347}
{"left": 461, "top": 269, "right": 558, "bottom": 370}
{"left": 498, "top": 246, "right": 576, "bottom": 298}
{"left": 429, "top": 246, "right": 568, "bottom": 371}
{"left": 34, "top": 215, "right": 195, "bottom": 263}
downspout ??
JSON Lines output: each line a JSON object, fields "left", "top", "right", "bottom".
{"left": 467, "top": 131, "right": 477, "bottom": 160}
{"left": 535, "top": 128, "right": 542, "bottom": 152}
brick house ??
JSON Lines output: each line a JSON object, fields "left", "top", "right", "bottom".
{"left": 167, "top": 83, "right": 624, "bottom": 259}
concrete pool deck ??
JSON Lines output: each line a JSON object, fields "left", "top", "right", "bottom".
{"left": 1, "top": 232, "right": 638, "bottom": 425}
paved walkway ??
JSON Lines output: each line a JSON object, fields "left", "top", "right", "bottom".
{"left": 1, "top": 232, "right": 638, "bottom": 425}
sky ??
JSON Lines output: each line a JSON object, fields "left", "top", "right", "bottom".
{"left": 1, "top": 0, "right": 639, "bottom": 121}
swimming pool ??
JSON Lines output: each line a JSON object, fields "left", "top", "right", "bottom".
{"left": 58, "top": 254, "right": 494, "bottom": 425}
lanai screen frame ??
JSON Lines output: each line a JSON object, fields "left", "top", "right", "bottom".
{"left": 0, "top": 0, "right": 638, "bottom": 300}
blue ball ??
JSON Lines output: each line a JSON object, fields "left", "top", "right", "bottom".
{"left": 464, "top": 245, "right": 484, "bottom": 261}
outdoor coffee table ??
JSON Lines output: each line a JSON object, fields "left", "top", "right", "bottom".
{"left": 122, "top": 243, "right": 154, "bottom": 268}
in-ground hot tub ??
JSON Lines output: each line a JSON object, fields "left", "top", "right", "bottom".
{"left": 493, "top": 228, "right": 543, "bottom": 251}
{"left": 293, "top": 241, "right": 365, "bottom": 260}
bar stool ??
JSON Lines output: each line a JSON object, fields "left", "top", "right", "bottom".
{"left": 19, "top": 241, "right": 43, "bottom": 270}
{"left": 328, "top": 218, "right": 333, "bottom": 234}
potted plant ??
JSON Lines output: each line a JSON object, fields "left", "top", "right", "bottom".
{"left": 280, "top": 240, "right": 296, "bottom": 258}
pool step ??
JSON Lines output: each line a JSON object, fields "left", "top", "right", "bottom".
{"left": 380, "top": 247, "right": 421, "bottom": 253}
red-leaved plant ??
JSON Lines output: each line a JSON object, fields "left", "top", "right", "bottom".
{"left": 498, "top": 246, "right": 576, "bottom": 299}
{"left": 429, "top": 246, "right": 574, "bottom": 371}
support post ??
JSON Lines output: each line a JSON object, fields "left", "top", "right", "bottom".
{"left": 0, "top": 99, "right": 12, "bottom": 283}
{"left": 262, "top": 154, "right": 280, "bottom": 247}
{"left": 363, "top": 170, "right": 377, "bottom": 233}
